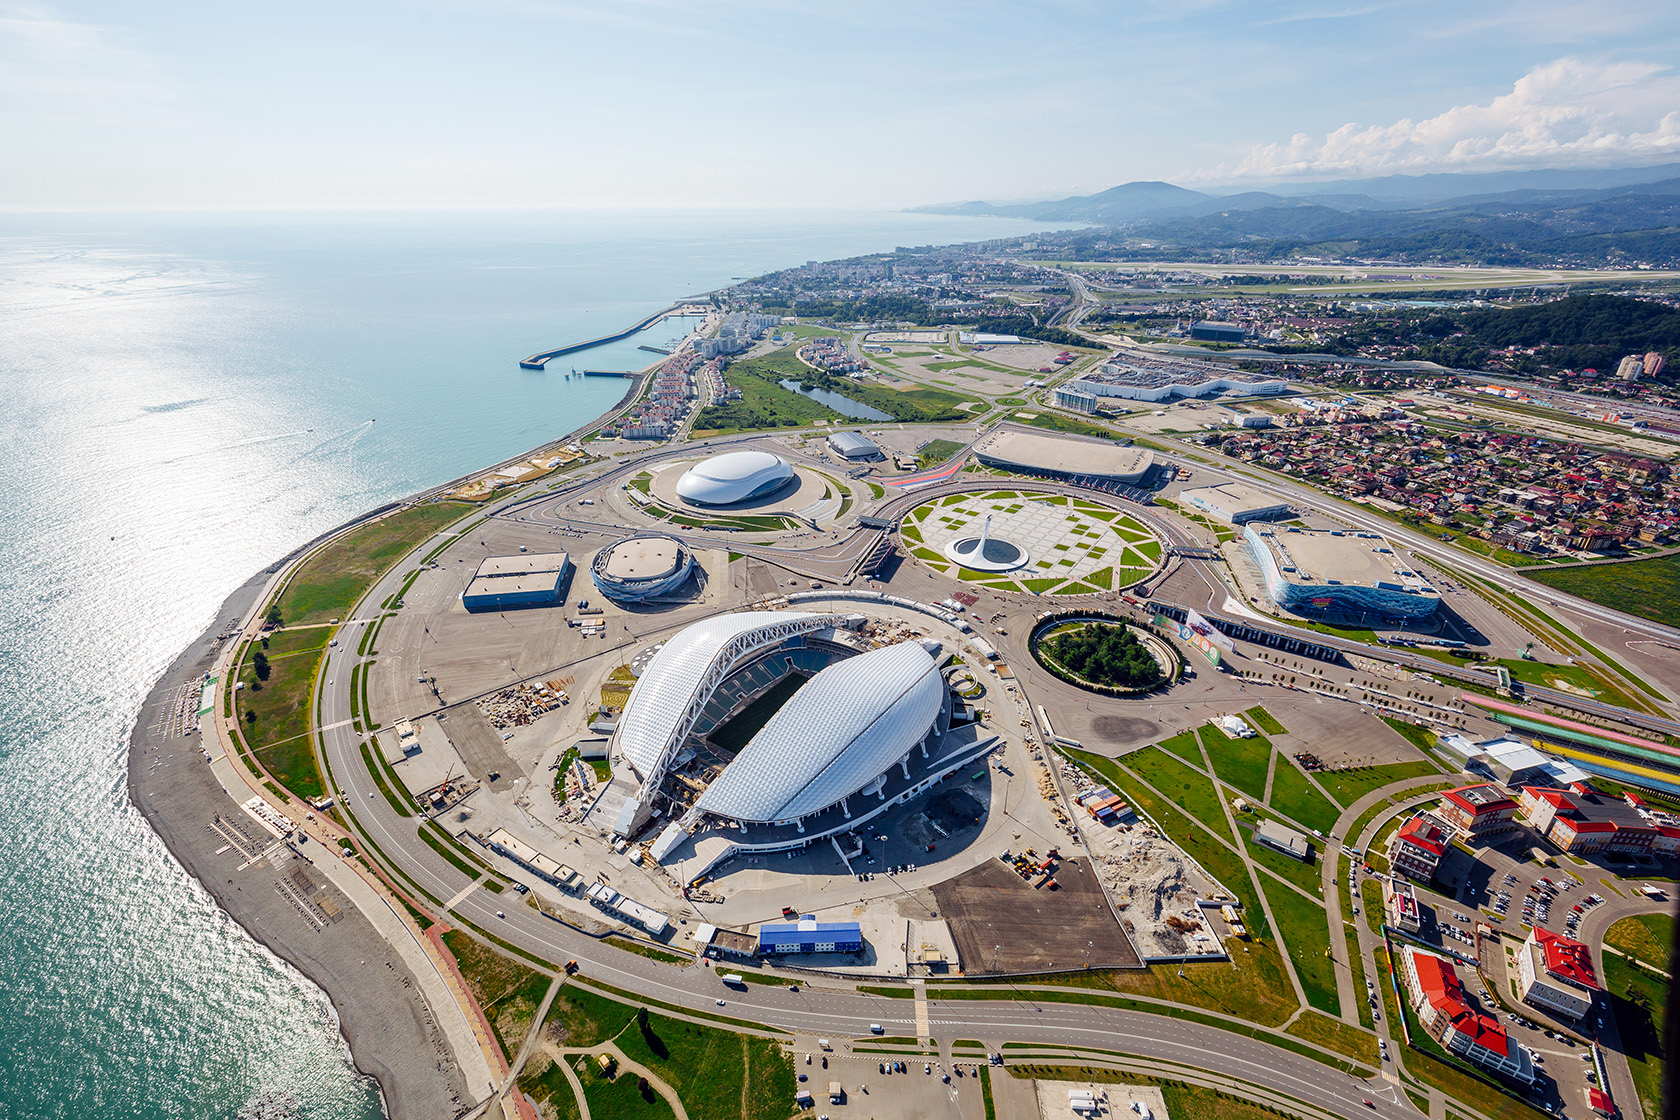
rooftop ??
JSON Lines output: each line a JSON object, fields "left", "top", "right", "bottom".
{"left": 1180, "top": 481, "right": 1288, "bottom": 513}
{"left": 602, "top": 536, "right": 681, "bottom": 581}
{"left": 1530, "top": 928, "right": 1600, "bottom": 991}
{"left": 695, "top": 640, "right": 946, "bottom": 823}
{"left": 474, "top": 552, "right": 570, "bottom": 577}
{"left": 1246, "top": 525, "right": 1435, "bottom": 595}
{"left": 974, "top": 428, "right": 1153, "bottom": 480}
{"left": 1442, "top": 784, "right": 1519, "bottom": 815}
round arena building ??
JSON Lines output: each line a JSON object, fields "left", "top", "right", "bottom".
{"left": 591, "top": 533, "right": 696, "bottom": 603}
{"left": 674, "top": 450, "right": 795, "bottom": 506}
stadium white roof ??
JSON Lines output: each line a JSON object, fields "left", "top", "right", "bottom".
{"left": 615, "top": 611, "right": 838, "bottom": 786}
{"left": 674, "top": 450, "right": 794, "bottom": 505}
{"left": 695, "top": 641, "right": 944, "bottom": 823}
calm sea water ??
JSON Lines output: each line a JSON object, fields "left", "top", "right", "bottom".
{"left": 0, "top": 208, "right": 1055, "bottom": 1120}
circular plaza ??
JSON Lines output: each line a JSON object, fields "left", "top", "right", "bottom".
{"left": 901, "top": 490, "right": 1164, "bottom": 595}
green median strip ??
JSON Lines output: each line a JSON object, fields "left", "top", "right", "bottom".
{"left": 360, "top": 742, "right": 413, "bottom": 817}
{"left": 921, "top": 985, "right": 1369, "bottom": 1075}
{"left": 420, "top": 822, "right": 505, "bottom": 891}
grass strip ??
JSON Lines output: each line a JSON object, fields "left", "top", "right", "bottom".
{"left": 360, "top": 742, "right": 413, "bottom": 817}
{"left": 922, "top": 985, "right": 1363, "bottom": 1074}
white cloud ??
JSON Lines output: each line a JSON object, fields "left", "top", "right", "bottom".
{"left": 1213, "top": 58, "right": 1680, "bottom": 179}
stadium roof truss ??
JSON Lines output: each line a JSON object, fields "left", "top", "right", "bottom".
{"left": 615, "top": 611, "right": 844, "bottom": 796}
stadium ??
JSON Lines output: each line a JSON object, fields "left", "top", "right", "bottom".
{"left": 1245, "top": 524, "right": 1440, "bottom": 621}
{"left": 589, "top": 533, "right": 697, "bottom": 603}
{"left": 674, "top": 450, "right": 795, "bottom": 506}
{"left": 589, "top": 611, "right": 998, "bottom": 881}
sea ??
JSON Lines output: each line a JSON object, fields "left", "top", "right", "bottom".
{"left": 0, "top": 208, "right": 1058, "bottom": 1120}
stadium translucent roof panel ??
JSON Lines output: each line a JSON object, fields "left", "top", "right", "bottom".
{"left": 695, "top": 641, "right": 944, "bottom": 822}
{"left": 615, "top": 612, "right": 829, "bottom": 782}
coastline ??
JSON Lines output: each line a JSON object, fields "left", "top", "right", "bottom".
{"left": 126, "top": 565, "right": 472, "bottom": 1120}
{"left": 123, "top": 307, "right": 706, "bottom": 1119}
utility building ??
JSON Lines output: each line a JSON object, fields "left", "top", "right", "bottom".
{"left": 462, "top": 553, "right": 570, "bottom": 611}
{"left": 758, "top": 915, "right": 864, "bottom": 955}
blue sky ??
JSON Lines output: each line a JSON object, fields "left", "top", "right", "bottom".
{"left": 3, "top": 0, "right": 1678, "bottom": 207}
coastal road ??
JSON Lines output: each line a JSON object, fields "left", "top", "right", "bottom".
{"left": 312, "top": 529, "right": 1416, "bottom": 1120}
{"left": 308, "top": 421, "right": 1674, "bottom": 1120}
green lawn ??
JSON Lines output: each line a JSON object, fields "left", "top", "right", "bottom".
{"left": 1258, "top": 875, "right": 1340, "bottom": 1016}
{"left": 1245, "top": 706, "right": 1286, "bottom": 735}
{"left": 1316, "top": 760, "right": 1444, "bottom": 808}
{"left": 1603, "top": 948, "right": 1667, "bottom": 1120}
{"left": 1154, "top": 728, "right": 1205, "bottom": 766}
{"left": 918, "top": 438, "right": 967, "bottom": 466}
{"left": 1267, "top": 757, "right": 1342, "bottom": 835}
{"left": 1123, "top": 746, "right": 1236, "bottom": 845}
{"left": 1242, "top": 823, "right": 1322, "bottom": 896}
{"left": 1200, "top": 724, "right": 1273, "bottom": 802}
{"left": 277, "top": 501, "right": 470, "bottom": 626}
{"left": 615, "top": 1007, "right": 796, "bottom": 1120}
{"left": 1605, "top": 912, "right": 1674, "bottom": 964}
{"left": 1531, "top": 555, "right": 1680, "bottom": 629}
{"left": 691, "top": 348, "right": 846, "bottom": 432}
{"left": 441, "top": 930, "right": 553, "bottom": 1061}
{"left": 1284, "top": 1009, "right": 1378, "bottom": 1066}
{"left": 581, "top": 1063, "right": 679, "bottom": 1120}
{"left": 238, "top": 640, "right": 327, "bottom": 800}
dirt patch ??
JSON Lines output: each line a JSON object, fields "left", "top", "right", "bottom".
{"left": 1089, "top": 715, "right": 1163, "bottom": 744}
{"left": 902, "top": 787, "right": 988, "bottom": 848}
{"left": 931, "top": 857, "right": 1140, "bottom": 975}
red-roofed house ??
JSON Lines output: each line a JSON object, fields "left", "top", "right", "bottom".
{"left": 1519, "top": 784, "right": 1670, "bottom": 854}
{"left": 1388, "top": 812, "right": 1450, "bottom": 883}
{"left": 1435, "top": 784, "right": 1523, "bottom": 844}
{"left": 1587, "top": 1087, "right": 1615, "bottom": 1117}
{"left": 1401, "top": 946, "right": 1535, "bottom": 1084}
{"left": 1517, "top": 928, "right": 1600, "bottom": 1021}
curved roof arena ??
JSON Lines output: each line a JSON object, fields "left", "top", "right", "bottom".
{"left": 675, "top": 450, "right": 795, "bottom": 506}
{"left": 695, "top": 641, "right": 945, "bottom": 823}
{"left": 615, "top": 611, "right": 839, "bottom": 786}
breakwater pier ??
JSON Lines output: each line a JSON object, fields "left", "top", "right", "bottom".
{"left": 519, "top": 305, "right": 679, "bottom": 369}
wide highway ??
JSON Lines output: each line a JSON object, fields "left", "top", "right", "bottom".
{"left": 306, "top": 420, "right": 1675, "bottom": 1120}
{"left": 312, "top": 510, "right": 1419, "bottom": 1120}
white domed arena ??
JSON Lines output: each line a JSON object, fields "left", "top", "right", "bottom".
{"left": 674, "top": 450, "right": 795, "bottom": 506}
{"left": 587, "top": 611, "right": 1001, "bottom": 882}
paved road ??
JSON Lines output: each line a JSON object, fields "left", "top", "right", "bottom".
{"left": 303, "top": 423, "right": 1679, "bottom": 1120}
{"left": 313, "top": 521, "right": 1421, "bottom": 1120}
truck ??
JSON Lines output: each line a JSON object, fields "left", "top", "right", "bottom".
{"left": 829, "top": 1081, "right": 844, "bottom": 1104}
{"left": 720, "top": 973, "right": 745, "bottom": 987}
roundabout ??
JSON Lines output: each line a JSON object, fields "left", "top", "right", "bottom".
{"left": 902, "top": 489, "right": 1165, "bottom": 595}
{"left": 1029, "top": 611, "right": 1181, "bottom": 695}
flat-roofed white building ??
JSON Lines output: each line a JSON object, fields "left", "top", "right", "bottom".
{"left": 973, "top": 428, "right": 1153, "bottom": 484}
{"left": 1180, "top": 482, "right": 1291, "bottom": 525}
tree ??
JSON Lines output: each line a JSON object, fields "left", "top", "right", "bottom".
{"left": 264, "top": 604, "right": 284, "bottom": 628}
{"left": 252, "top": 650, "right": 271, "bottom": 681}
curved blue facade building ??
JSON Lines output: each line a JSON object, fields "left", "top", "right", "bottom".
{"left": 1245, "top": 524, "right": 1439, "bottom": 620}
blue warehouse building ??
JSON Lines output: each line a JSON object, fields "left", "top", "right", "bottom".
{"left": 461, "top": 552, "right": 570, "bottom": 612}
{"left": 757, "top": 916, "right": 864, "bottom": 955}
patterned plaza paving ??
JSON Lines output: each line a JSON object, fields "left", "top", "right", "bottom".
{"left": 900, "top": 490, "right": 1163, "bottom": 595}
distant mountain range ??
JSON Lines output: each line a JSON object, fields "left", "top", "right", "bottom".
{"left": 913, "top": 164, "right": 1680, "bottom": 222}
{"left": 911, "top": 165, "right": 1680, "bottom": 266}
